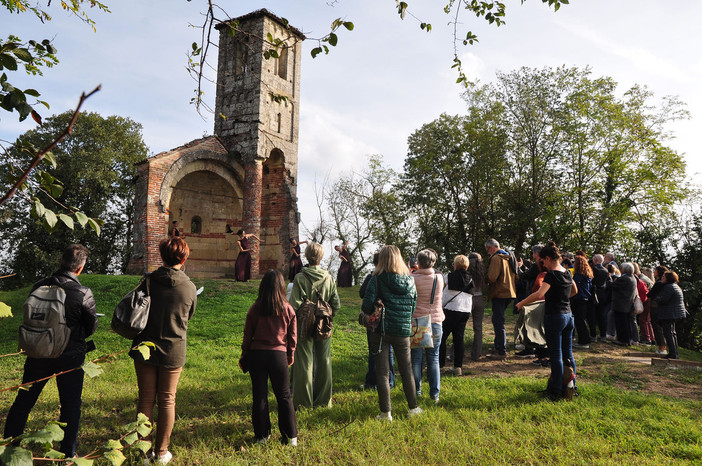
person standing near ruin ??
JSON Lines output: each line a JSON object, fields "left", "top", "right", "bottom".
{"left": 289, "top": 242, "right": 340, "bottom": 408}
{"left": 288, "top": 238, "right": 308, "bottom": 281}
{"left": 4, "top": 244, "right": 98, "bottom": 458}
{"left": 130, "top": 237, "right": 197, "bottom": 465}
{"left": 485, "top": 239, "right": 517, "bottom": 359}
{"left": 335, "top": 241, "right": 353, "bottom": 287}
{"left": 235, "top": 229, "right": 262, "bottom": 282}
{"left": 241, "top": 269, "right": 298, "bottom": 445}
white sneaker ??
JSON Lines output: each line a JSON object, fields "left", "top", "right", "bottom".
{"left": 515, "top": 343, "right": 525, "bottom": 351}
{"left": 408, "top": 407, "right": 423, "bottom": 417}
{"left": 289, "top": 437, "right": 298, "bottom": 447}
{"left": 655, "top": 349, "right": 668, "bottom": 355}
{"left": 143, "top": 451, "right": 155, "bottom": 465}
{"left": 376, "top": 411, "right": 392, "bottom": 421}
{"left": 155, "top": 451, "right": 172, "bottom": 465}
{"left": 256, "top": 435, "right": 270, "bottom": 445}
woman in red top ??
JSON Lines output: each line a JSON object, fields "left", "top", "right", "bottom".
{"left": 240, "top": 270, "right": 298, "bottom": 445}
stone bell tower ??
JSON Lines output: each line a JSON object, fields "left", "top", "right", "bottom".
{"left": 214, "top": 9, "right": 305, "bottom": 276}
{"left": 128, "top": 9, "right": 304, "bottom": 278}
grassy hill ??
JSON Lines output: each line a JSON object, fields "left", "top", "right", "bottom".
{"left": 1, "top": 275, "right": 701, "bottom": 464}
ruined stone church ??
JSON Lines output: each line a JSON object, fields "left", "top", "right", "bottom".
{"left": 128, "top": 10, "right": 303, "bottom": 278}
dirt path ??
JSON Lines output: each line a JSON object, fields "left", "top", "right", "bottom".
{"left": 451, "top": 317, "right": 702, "bottom": 401}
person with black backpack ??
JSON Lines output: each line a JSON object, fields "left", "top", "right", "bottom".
{"left": 4, "top": 244, "right": 98, "bottom": 458}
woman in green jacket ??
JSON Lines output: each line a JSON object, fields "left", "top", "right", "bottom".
{"left": 131, "top": 237, "right": 197, "bottom": 464}
{"left": 362, "top": 245, "right": 422, "bottom": 421}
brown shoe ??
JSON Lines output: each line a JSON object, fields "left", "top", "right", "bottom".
{"left": 453, "top": 367, "right": 462, "bottom": 376}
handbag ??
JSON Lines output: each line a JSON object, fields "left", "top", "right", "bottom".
{"left": 358, "top": 276, "right": 385, "bottom": 332}
{"left": 633, "top": 293, "right": 644, "bottom": 315}
{"left": 410, "top": 275, "right": 437, "bottom": 349}
{"left": 111, "top": 275, "right": 151, "bottom": 339}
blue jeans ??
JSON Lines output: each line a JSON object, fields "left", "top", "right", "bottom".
{"left": 544, "top": 313, "right": 576, "bottom": 395}
{"left": 411, "top": 322, "right": 443, "bottom": 400}
{"left": 491, "top": 298, "right": 512, "bottom": 354}
{"left": 4, "top": 354, "right": 86, "bottom": 456}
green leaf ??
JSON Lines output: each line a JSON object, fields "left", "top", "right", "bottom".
{"left": 343, "top": 21, "right": 354, "bottom": 31}
{"left": 136, "top": 412, "right": 151, "bottom": 424}
{"left": 328, "top": 33, "right": 338, "bottom": 47}
{"left": 136, "top": 342, "right": 152, "bottom": 361}
{"left": 0, "top": 53, "right": 18, "bottom": 71}
{"left": 44, "top": 449, "right": 65, "bottom": 459}
{"left": 132, "top": 440, "right": 151, "bottom": 453}
{"left": 30, "top": 200, "right": 43, "bottom": 219}
{"left": 23, "top": 88, "right": 39, "bottom": 97}
{"left": 75, "top": 211, "right": 89, "bottom": 227}
{"left": 103, "top": 439, "right": 122, "bottom": 450}
{"left": 22, "top": 424, "right": 64, "bottom": 445}
{"left": 82, "top": 361, "right": 103, "bottom": 378}
{"left": 12, "top": 48, "right": 32, "bottom": 62}
{"left": 71, "top": 457, "right": 94, "bottom": 466}
{"left": 123, "top": 432, "right": 138, "bottom": 445}
{"left": 87, "top": 217, "right": 101, "bottom": 236}
{"left": 268, "top": 49, "right": 279, "bottom": 59}
{"left": 311, "top": 47, "right": 323, "bottom": 58}
{"left": 0, "top": 444, "right": 33, "bottom": 466}
{"left": 136, "top": 422, "right": 152, "bottom": 438}
{"left": 49, "top": 183, "right": 63, "bottom": 198}
{"left": 43, "top": 209, "right": 58, "bottom": 228}
{"left": 104, "top": 450, "right": 127, "bottom": 466}
{"left": 42, "top": 151, "right": 56, "bottom": 168}
{"left": 0, "top": 301, "right": 12, "bottom": 318}
{"left": 58, "top": 213, "right": 74, "bottom": 229}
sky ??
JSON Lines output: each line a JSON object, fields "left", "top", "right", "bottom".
{"left": 2, "top": 0, "right": 701, "bottom": 239}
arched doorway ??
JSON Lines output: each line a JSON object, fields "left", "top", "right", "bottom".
{"left": 168, "top": 170, "right": 241, "bottom": 277}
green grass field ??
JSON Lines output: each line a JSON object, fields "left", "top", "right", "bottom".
{"left": 1, "top": 275, "right": 701, "bottom": 465}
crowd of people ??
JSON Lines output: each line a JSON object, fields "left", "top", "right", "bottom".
{"left": 3, "top": 236, "right": 689, "bottom": 460}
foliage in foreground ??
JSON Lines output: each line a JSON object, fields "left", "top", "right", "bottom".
{"left": 0, "top": 276, "right": 700, "bottom": 465}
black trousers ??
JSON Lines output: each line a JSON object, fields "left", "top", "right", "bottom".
{"left": 249, "top": 350, "right": 297, "bottom": 440}
{"left": 571, "top": 299, "right": 592, "bottom": 344}
{"left": 658, "top": 319, "right": 680, "bottom": 359}
{"left": 4, "top": 354, "right": 86, "bottom": 456}
{"left": 613, "top": 312, "right": 632, "bottom": 345}
{"left": 439, "top": 309, "right": 470, "bottom": 367}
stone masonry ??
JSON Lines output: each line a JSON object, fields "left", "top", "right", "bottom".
{"left": 128, "top": 9, "right": 304, "bottom": 278}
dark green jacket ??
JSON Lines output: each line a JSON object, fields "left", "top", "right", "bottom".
{"left": 362, "top": 272, "right": 417, "bottom": 337}
{"left": 131, "top": 266, "right": 197, "bottom": 368}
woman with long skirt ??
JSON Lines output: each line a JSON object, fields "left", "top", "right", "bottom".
{"left": 235, "top": 229, "right": 261, "bottom": 282}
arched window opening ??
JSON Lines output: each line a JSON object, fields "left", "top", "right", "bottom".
{"left": 191, "top": 216, "right": 202, "bottom": 234}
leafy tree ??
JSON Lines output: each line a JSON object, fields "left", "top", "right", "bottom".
{"left": 401, "top": 66, "right": 690, "bottom": 261}
{"left": 1, "top": 0, "right": 108, "bottom": 122}
{"left": 0, "top": 111, "right": 148, "bottom": 283}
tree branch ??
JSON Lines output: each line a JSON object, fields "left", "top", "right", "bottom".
{"left": 0, "top": 85, "right": 101, "bottom": 207}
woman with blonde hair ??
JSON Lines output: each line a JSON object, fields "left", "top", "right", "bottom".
{"left": 290, "top": 242, "right": 340, "bottom": 409}
{"left": 361, "top": 245, "right": 421, "bottom": 420}
{"left": 439, "top": 255, "right": 473, "bottom": 375}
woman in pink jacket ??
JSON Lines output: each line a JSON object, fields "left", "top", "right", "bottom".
{"left": 410, "top": 249, "right": 445, "bottom": 402}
